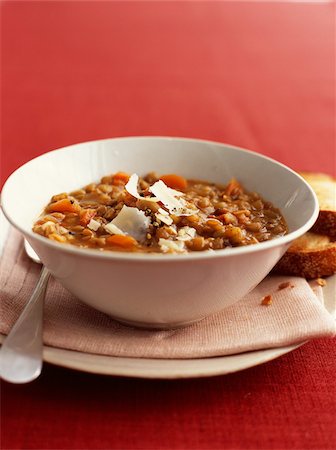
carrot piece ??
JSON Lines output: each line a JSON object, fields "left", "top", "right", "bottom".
{"left": 80, "top": 209, "right": 97, "bottom": 226}
{"left": 225, "top": 178, "right": 242, "bottom": 196}
{"left": 112, "top": 172, "right": 130, "bottom": 186}
{"left": 106, "top": 234, "right": 138, "bottom": 248}
{"left": 47, "top": 198, "right": 80, "bottom": 213}
{"left": 160, "top": 174, "right": 188, "bottom": 191}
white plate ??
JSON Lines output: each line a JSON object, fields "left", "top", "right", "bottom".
{"left": 0, "top": 211, "right": 335, "bottom": 379}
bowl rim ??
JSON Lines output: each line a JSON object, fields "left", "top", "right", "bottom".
{"left": 1, "top": 135, "right": 319, "bottom": 262}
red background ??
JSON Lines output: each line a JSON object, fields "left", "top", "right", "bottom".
{"left": 1, "top": 0, "right": 335, "bottom": 185}
{"left": 1, "top": 1, "right": 335, "bottom": 449}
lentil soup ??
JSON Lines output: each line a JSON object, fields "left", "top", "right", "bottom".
{"left": 32, "top": 172, "right": 287, "bottom": 253}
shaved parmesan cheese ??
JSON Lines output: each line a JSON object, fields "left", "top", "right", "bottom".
{"left": 149, "top": 180, "right": 199, "bottom": 216}
{"left": 176, "top": 226, "right": 196, "bottom": 241}
{"left": 125, "top": 173, "right": 198, "bottom": 218}
{"left": 178, "top": 198, "right": 199, "bottom": 216}
{"left": 126, "top": 174, "right": 198, "bottom": 216}
{"left": 149, "top": 180, "right": 182, "bottom": 212}
{"left": 167, "top": 187, "right": 184, "bottom": 197}
{"left": 125, "top": 174, "right": 158, "bottom": 202}
{"left": 88, "top": 219, "right": 101, "bottom": 231}
{"left": 104, "top": 222, "right": 125, "bottom": 236}
{"left": 158, "top": 207, "right": 169, "bottom": 216}
{"left": 124, "top": 173, "right": 140, "bottom": 198}
{"left": 106, "top": 205, "right": 151, "bottom": 241}
{"left": 158, "top": 239, "right": 186, "bottom": 253}
{"left": 155, "top": 213, "right": 173, "bottom": 226}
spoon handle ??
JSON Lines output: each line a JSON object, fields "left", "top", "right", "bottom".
{"left": 0, "top": 266, "right": 50, "bottom": 383}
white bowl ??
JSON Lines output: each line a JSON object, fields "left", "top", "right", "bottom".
{"left": 1, "top": 137, "right": 318, "bottom": 328}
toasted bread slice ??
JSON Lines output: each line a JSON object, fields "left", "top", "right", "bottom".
{"left": 300, "top": 172, "right": 336, "bottom": 237}
{"left": 274, "top": 232, "right": 336, "bottom": 279}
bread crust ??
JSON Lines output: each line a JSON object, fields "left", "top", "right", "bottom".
{"left": 311, "top": 211, "right": 336, "bottom": 238}
{"left": 274, "top": 246, "right": 336, "bottom": 279}
{"left": 274, "top": 232, "right": 336, "bottom": 279}
{"left": 275, "top": 173, "right": 336, "bottom": 278}
{"left": 300, "top": 172, "right": 336, "bottom": 237}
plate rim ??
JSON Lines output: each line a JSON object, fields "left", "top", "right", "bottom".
{"left": 0, "top": 333, "right": 304, "bottom": 379}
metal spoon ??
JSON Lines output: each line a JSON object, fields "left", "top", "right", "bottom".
{"left": 0, "top": 241, "right": 50, "bottom": 383}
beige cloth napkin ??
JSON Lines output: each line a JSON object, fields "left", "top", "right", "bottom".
{"left": 1, "top": 229, "right": 335, "bottom": 359}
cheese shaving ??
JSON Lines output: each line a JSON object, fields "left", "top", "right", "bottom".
{"left": 149, "top": 180, "right": 182, "bottom": 211}
{"left": 158, "top": 239, "right": 186, "bottom": 253}
{"left": 176, "top": 226, "right": 196, "bottom": 241}
{"left": 104, "top": 222, "right": 125, "bottom": 236}
{"left": 106, "top": 205, "right": 151, "bottom": 241}
{"left": 167, "top": 187, "right": 184, "bottom": 197}
{"left": 155, "top": 213, "right": 173, "bottom": 226}
{"left": 158, "top": 207, "right": 169, "bottom": 216}
{"left": 178, "top": 198, "right": 199, "bottom": 216}
{"left": 149, "top": 180, "right": 198, "bottom": 216}
{"left": 125, "top": 173, "right": 159, "bottom": 202}
{"left": 88, "top": 219, "right": 101, "bottom": 231}
{"left": 125, "top": 174, "right": 196, "bottom": 217}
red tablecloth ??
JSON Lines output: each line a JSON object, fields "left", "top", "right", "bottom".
{"left": 1, "top": 2, "right": 335, "bottom": 449}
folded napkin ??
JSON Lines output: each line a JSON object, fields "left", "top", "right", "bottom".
{"left": 1, "top": 229, "right": 335, "bottom": 359}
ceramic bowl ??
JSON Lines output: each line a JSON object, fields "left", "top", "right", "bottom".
{"left": 1, "top": 137, "right": 318, "bottom": 328}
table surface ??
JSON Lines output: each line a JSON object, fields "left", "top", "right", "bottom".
{"left": 1, "top": 1, "right": 335, "bottom": 449}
